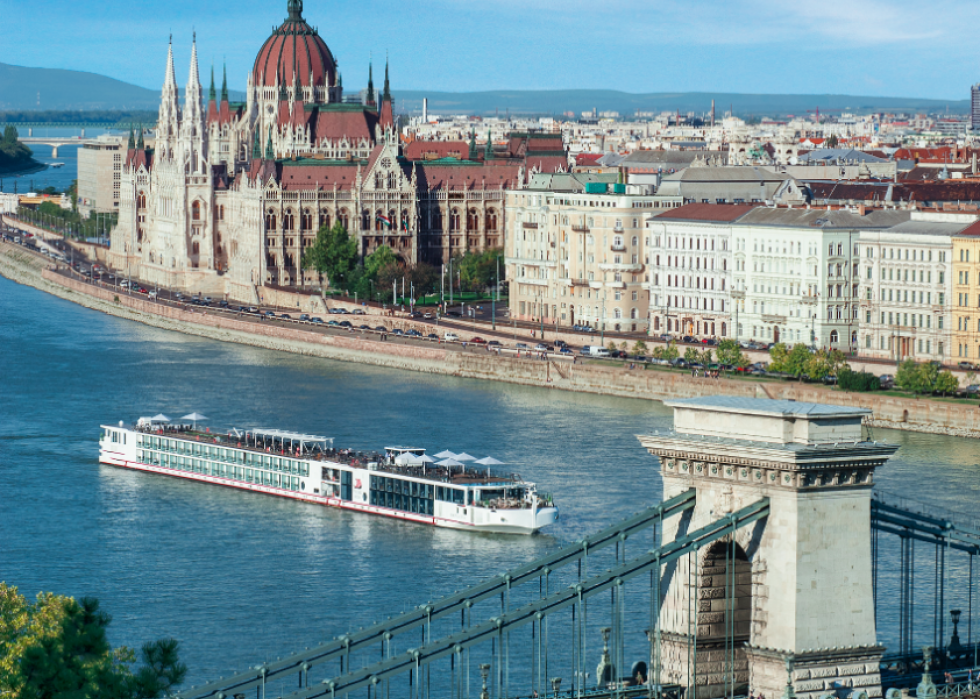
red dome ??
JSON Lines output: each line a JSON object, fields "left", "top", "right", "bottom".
{"left": 253, "top": 5, "right": 336, "bottom": 89}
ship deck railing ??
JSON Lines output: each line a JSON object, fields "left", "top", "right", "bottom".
{"left": 133, "top": 425, "right": 527, "bottom": 489}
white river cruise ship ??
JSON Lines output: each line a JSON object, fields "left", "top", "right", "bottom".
{"left": 99, "top": 418, "right": 558, "bottom": 534}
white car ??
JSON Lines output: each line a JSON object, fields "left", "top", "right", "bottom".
{"left": 444, "top": 332, "right": 459, "bottom": 342}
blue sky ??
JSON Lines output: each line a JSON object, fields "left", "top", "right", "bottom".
{"left": 2, "top": 0, "right": 979, "bottom": 98}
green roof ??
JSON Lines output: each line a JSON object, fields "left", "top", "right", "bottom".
{"left": 422, "top": 156, "right": 484, "bottom": 166}
{"left": 279, "top": 157, "right": 366, "bottom": 166}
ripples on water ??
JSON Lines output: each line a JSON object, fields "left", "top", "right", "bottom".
{"left": 1, "top": 275, "right": 978, "bottom": 689}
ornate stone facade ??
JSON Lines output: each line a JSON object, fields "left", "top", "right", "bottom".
{"left": 108, "top": 1, "right": 560, "bottom": 298}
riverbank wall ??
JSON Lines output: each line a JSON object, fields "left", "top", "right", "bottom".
{"left": 3, "top": 241, "right": 980, "bottom": 439}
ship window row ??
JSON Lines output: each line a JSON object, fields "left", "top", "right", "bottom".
{"left": 369, "top": 475, "right": 437, "bottom": 499}
{"left": 369, "top": 491, "right": 435, "bottom": 516}
{"left": 138, "top": 438, "right": 308, "bottom": 476}
{"left": 138, "top": 450, "right": 306, "bottom": 491}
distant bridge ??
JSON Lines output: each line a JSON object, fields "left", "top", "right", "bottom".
{"left": 19, "top": 137, "right": 100, "bottom": 158}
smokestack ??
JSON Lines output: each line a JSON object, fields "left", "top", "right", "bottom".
{"left": 422, "top": 97, "right": 428, "bottom": 123}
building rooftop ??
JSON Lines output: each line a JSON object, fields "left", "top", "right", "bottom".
{"left": 734, "top": 206, "right": 910, "bottom": 229}
{"left": 653, "top": 202, "right": 758, "bottom": 223}
{"left": 664, "top": 396, "right": 871, "bottom": 419}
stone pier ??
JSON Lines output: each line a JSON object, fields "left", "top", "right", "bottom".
{"left": 638, "top": 397, "right": 899, "bottom": 699}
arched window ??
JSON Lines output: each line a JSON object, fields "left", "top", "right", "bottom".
{"left": 389, "top": 210, "right": 397, "bottom": 233}
{"left": 450, "top": 209, "right": 460, "bottom": 231}
{"left": 301, "top": 209, "right": 313, "bottom": 230}
{"left": 192, "top": 201, "right": 201, "bottom": 221}
{"left": 467, "top": 208, "right": 479, "bottom": 230}
{"left": 375, "top": 209, "right": 385, "bottom": 231}
{"left": 630, "top": 308, "right": 638, "bottom": 319}
{"left": 265, "top": 210, "right": 277, "bottom": 230}
{"left": 217, "top": 205, "right": 225, "bottom": 221}
{"left": 191, "top": 241, "right": 200, "bottom": 256}
{"left": 830, "top": 329, "right": 839, "bottom": 343}
{"left": 137, "top": 192, "right": 147, "bottom": 209}
{"left": 614, "top": 308, "right": 622, "bottom": 319}
{"left": 851, "top": 330, "right": 858, "bottom": 345}
{"left": 320, "top": 210, "right": 331, "bottom": 229}
{"left": 401, "top": 209, "right": 409, "bottom": 232}
{"left": 486, "top": 209, "right": 498, "bottom": 231}
{"left": 362, "top": 210, "right": 371, "bottom": 230}
{"left": 338, "top": 208, "right": 349, "bottom": 230}
{"left": 632, "top": 236, "right": 638, "bottom": 247}
{"left": 721, "top": 322, "right": 727, "bottom": 337}
{"left": 387, "top": 172, "right": 396, "bottom": 189}
{"left": 431, "top": 208, "right": 442, "bottom": 230}
{"left": 375, "top": 173, "right": 383, "bottom": 189}
{"left": 283, "top": 209, "right": 294, "bottom": 231}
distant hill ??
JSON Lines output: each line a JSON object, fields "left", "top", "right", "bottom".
{"left": 392, "top": 90, "right": 970, "bottom": 117}
{"left": 0, "top": 62, "right": 968, "bottom": 116}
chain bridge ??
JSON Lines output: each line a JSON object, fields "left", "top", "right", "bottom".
{"left": 175, "top": 397, "right": 980, "bottom": 699}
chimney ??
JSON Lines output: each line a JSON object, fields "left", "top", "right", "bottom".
{"left": 973, "top": 152, "right": 977, "bottom": 175}
{"left": 857, "top": 205, "right": 867, "bottom": 216}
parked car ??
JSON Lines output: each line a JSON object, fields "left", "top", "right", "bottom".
{"left": 299, "top": 314, "right": 310, "bottom": 321}
{"left": 470, "top": 337, "right": 487, "bottom": 344}
{"left": 534, "top": 343, "right": 554, "bottom": 351}
{"left": 558, "top": 347, "right": 573, "bottom": 355}
{"left": 701, "top": 338, "right": 717, "bottom": 346}
{"left": 555, "top": 340, "right": 568, "bottom": 349}
{"left": 148, "top": 290, "right": 158, "bottom": 299}
{"left": 487, "top": 340, "right": 501, "bottom": 347}
{"left": 446, "top": 311, "right": 461, "bottom": 317}
{"left": 427, "top": 333, "right": 439, "bottom": 340}
{"left": 247, "top": 306, "right": 259, "bottom": 314}
{"left": 406, "top": 329, "right": 422, "bottom": 337}
{"left": 423, "top": 312, "right": 434, "bottom": 320}
{"left": 218, "top": 300, "right": 229, "bottom": 308}
{"left": 516, "top": 342, "right": 529, "bottom": 349}
{"left": 359, "top": 324, "right": 371, "bottom": 330}
{"left": 682, "top": 335, "right": 695, "bottom": 344}
{"left": 957, "top": 361, "right": 976, "bottom": 371}
{"left": 669, "top": 357, "right": 688, "bottom": 368}
{"left": 351, "top": 309, "right": 366, "bottom": 315}
{"left": 444, "top": 332, "right": 459, "bottom": 342}
{"left": 375, "top": 326, "right": 388, "bottom": 332}
{"left": 878, "top": 374, "right": 895, "bottom": 389}
{"left": 280, "top": 314, "right": 292, "bottom": 320}
{"left": 327, "top": 320, "right": 340, "bottom": 326}
{"left": 310, "top": 317, "right": 324, "bottom": 324}
{"left": 339, "top": 320, "right": 353, "bottom": 328}
{"left": 956, "top": 384, "right": 980, "bottom": 397}
{"left": 392, "top": 328, "right": 404, "bottom": 335}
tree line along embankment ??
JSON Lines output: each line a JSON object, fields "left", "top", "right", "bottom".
{"left": 2, "top": 241, "right": 979, "bottom": 439}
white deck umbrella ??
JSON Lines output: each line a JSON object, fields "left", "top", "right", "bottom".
{"left": 454, "top": 452, "right": 477, "bottom": 462}
{"left": 433, "top": 450, "right": 457, "bottom": 459}
{"left": 395, "top": 452, "right": 416, "bottom": 465}
{"left": 181, "top": 412, "right": 208, "bottom": 429}
{"left": 436, "top": 458, "right": 463, "bottom": 467}
{"left": 150, "top": 414, "right": 172, "bottom": 423}
{"left": 474, "top": 456, "right": 504, "bottom": 466}
{"left": 416, "top": 454, "right": 437, "bottom": 463}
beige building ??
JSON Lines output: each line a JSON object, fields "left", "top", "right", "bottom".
{"left": 505, "top": 173, "right": 681, "bottom": 333}
{"left": 77, "top": 135, "right": 125, "bottom": 217}
{"left": 951, "top": 228, "right": 980, "bottom": 364}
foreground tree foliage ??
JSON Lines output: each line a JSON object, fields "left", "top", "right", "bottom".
{"left": 767, "top": 343, "right": 848, "bottom": 381}
{"left": 0, "top": 583, "right": 186, "bottom": 699}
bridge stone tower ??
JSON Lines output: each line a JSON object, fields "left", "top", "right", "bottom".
{"left": 638, "top": 396, "right": 898, "bottom": 699}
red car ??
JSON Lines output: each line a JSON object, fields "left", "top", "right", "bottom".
{"left": 470, "top": 337, "right": 486, "bottom": 344}
{"left": 138, "top": 287, "right": 148, "bottom": 294}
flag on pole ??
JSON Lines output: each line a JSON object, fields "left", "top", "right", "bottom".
{"left": 376, "top": 213, "right": 393, "bottom": 229}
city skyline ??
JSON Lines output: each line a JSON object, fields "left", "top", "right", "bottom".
{"left": 3, "top": 0, "right": 980, "bottom": 100}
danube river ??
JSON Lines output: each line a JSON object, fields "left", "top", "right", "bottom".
{"left": 1, "top": 274, "right": 978, "bottom": 690}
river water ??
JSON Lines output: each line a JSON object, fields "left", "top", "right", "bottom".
{"left": 1, "top": 274, "right": 978, "bottom": 692}
{"left": 1, "top": 127, "right": 125, "bottom": 193}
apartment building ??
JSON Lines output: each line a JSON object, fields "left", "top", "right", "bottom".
{"left": 77, "top": 135, "right": 126, "bottom": 217}
{"left": 858, "top": 212, "right": 977, "bottom": 363}
{"left": 646, "top": 204, "right": 911, "bottom": 348}
{"left": 951, "top": 226, "right": 980, "bottom": 363}
{"left": 645, "top": 204, "right": 740, "bottom": 337}
{"left": 505, "top": 173, "right": 682, "bottom": 333}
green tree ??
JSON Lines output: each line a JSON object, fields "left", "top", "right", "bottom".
{"left": 826, "top": 134, "right": 839, "bottom": 148}
{"left": 633, "top": 340, "right": 648, "bottom": 355}
{"left": 0, "top": 583, "right": 186, "bottom": 699}
{"left": 3, "top": 125, "right": 18, "bottom": 144}
{"left": 452, "top": 248, "right": 505, "bottom": 294}
{"left": 715, "top": 339, "right": 747, "bottom": 368}
{"left": 683, "top": 346, "right": 699, "bottom": 363}
{"left": 934, "top": 370, "right": 959, "bottom": 396}
{"left": 662, "top": 341, "right": 679, "bottom": 362}
{"left": 896, "top": 358, "right": 933, "bottom": 395}
{"left": 301, "top": 221, "right": 357, "bottom": 290}
{"left": 769, "top": 343, "right": 813, "bottom": 379}
{"left": 698, "top": 349, "right": 713, "bottom": 365}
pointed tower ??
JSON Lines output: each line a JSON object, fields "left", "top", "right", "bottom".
{"left": 366, "top": 61, "right": 375, "bottom": 109}
{"left": 468, "top": 130, "right": 477, "bottom": 160}
{"left": 127, "top": 127, "right": 136, "bottom": 151}
{"left": 265, "top": 126, "right": 275, "bottom": 160}
{"left": 221, "top": 63, "right": 229, "bottom": 103}
{"left": 181, "top": 32, "right": 207, "bottom": 174}
{"left": 207, "top": 64, "right": 219, "bottom": 123}
{"left": 484, "top": 129, "right": 493, "bottom": 160}
{"left": 378, "top": 58, "right": 394, "bottom": 131}
{"left": 252, "top": 127, "right": 262, "bottom": 160}
{"left": 157, "top": 36, "right": 181, "bottom": 160}
{"left": 137, "top": 125, "right": 145, "bottom": 150}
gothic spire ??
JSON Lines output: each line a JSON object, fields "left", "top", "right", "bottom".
{"left": 163, "top": 35, "right": 176, "bottom": 89}
{"left": 137, "top": 124, "right": 145, "bottom": 150}
{"left": 382, "top": 58, "right": 391, "bottom": 102}
{"left": 220, "top": 63, "right": 228, "bottom": 102}
{"left": 265, "top": 126, "right": 274, "bottom": 159}
{"left": 293, "top": 53, "right": 302, "bottom": 101}
{"left": 127, "top": 126, "right": 135, "bottom": 150}
{"left": 367, "top": 61, "right": 375, "bottom": 108}
{"left": 209, "top": 65, "right": 216, "bottom": 102}
{"left": 188, "top": 32, "right": 200, "bottom": 91}
{"left": 468, "top": 130, "right": 477, "bottom": 160}
{"left": 279, "top": 65, "right": 288, "bottom": 102}
{"left": 484, "top": 129, "right": 492, "bottom": 159}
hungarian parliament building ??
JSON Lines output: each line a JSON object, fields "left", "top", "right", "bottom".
{"left": 109, "top": 0, "right": 566, "bottom": 297}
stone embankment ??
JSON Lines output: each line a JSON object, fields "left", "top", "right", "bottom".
{"left": 3, "top": 241, "right": 979, "bottom": 439}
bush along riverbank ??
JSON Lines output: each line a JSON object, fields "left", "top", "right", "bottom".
{"left": 0, "top": 125, "right": 43, "bottom": 174}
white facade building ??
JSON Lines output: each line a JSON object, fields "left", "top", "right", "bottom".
{"left": 857, "top": 212, "right": 975, "bottom": 362}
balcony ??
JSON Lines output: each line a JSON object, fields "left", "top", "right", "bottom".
{"left": 599, "top": 262, "right": 643, "bottom": 273}
{"left": 571, "top": 278, "right": 590, "bottom": 287}
{"left": 571, "top": 225, "right": 589, "bottom": 233}
{"left": 522, "top": 222, "right": 539, "bottom": 229}
{"left": 610, "top": 243, "right": 626, "bottom": 252}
